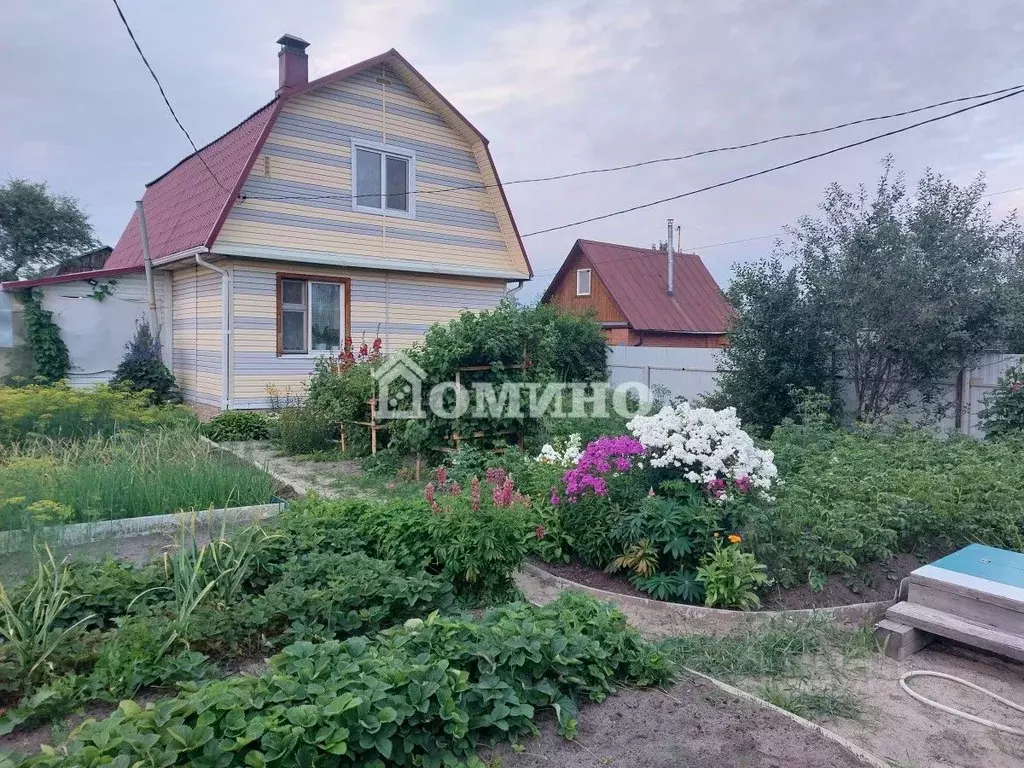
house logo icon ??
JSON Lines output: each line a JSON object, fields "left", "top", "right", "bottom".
{"left": 373, "top": 352, "right": 427, "bottom": 419}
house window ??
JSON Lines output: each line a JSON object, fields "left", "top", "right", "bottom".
{"left": 352, "top": 140, "right": 415, "bottom": 216}
{"left": 576, "top": 268, "right": 592, "bottom": 297}
{"left": 277, "top": 275, "right": 349, "bottom": 355}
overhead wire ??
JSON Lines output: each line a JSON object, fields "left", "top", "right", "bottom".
{"left": 529, "top": 184, "right": 1024, "bottom": 278}
{"left": 111, "top": 0, "right": 231, "bottom": 193}
{"left": 520, "top": 86, "right": 1024, "bottom": 237}
{"left": 241, "top": 82, "right": 1024, "bottom": 204}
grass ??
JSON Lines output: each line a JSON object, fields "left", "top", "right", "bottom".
{"left": 660, "top": 616, "right": 876, "bottom": 720}
{"left": 0, "top": 430, "right": 274, "bottom": 530}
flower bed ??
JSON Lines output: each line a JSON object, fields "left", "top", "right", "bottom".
{"left": 525, "top": 403, "right": 779, "bottom": 610}
{"left": 525, "top": 400, "right": 1024, "bottom": 613}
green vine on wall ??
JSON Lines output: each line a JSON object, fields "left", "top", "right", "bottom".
{"left": 18, "top": 289, "right": 70, "bottom": 383}
{"left": 88, "top": 280, "right": 116, "bottom": 302}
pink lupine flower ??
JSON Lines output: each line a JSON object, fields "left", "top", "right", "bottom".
{"left": 492, "top": 476, "right": 514, "bottom": 507}
{"left": 435, "top": 466, "right": 448, "bottom": 486}
{"left": 424, "top": 482, "right": 440, "bottom": 513}
{"left": 486, "top": 468, "right": 507, "bottom": 487}
{"left": 449, "top": 481, "right": 462, "bottom": 496}
{"left": 535, "top": 525, "right": 547, "bottom": 540}
{"left": 470, "top": 477, "right": 481, "bottom": 512}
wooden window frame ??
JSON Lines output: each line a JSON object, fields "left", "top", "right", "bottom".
{"left": 276, "top": 272, "right": 352, "bottom": 356}
{"left": 576, "top": 268, "right": 592, "bottom": 297}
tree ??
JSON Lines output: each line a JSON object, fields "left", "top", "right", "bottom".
{"left": 0, "top": 179, "right": 97, "bottom": 280}
{"left": 711, "top": 258, "right": 838, "bottom": 436}
{"left": 714, "top": 157, "right": 1024, "bottom": 430}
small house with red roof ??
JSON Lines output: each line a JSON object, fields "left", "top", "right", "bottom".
{"left": 3, "top": 36, "right": 531, "bottom": 411}
{"left": 541, "top": 239, "right": 731, "bottom": 348}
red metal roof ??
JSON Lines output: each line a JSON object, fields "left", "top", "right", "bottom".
{"left": 105, "top": 101, "right": 279, "bottom": 269}
{"left": 544, "top": 239, "right": 733, "bottom": 334}
{"left": 1, "top": 265, "right": 144, "bottom": 291}
{"left": 103, "top": 48, "right": 532, "bottom": 277}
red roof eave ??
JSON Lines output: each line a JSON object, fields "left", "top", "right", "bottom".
{"left": 2, "top": 266, "right": 144, "bottom": 292}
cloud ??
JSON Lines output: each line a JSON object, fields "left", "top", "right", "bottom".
{"left": 437, "top": 1, "right": 651, "bottom": 115}
{"left": 315, "top": 0, "right": 450, "bottom": 74}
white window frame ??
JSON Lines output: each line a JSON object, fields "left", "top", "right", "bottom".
{"left": 350, "top": 139, "right": 416, "bottom": 219}
{"left": 279, "top": 277, "right": 346, "bottom": 356}
{"left": 576, "top": 268, "right": 592, "bottom": 297}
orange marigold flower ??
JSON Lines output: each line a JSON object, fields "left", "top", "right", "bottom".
{"left": 728, "top": 534, "right": 742, "bottom": 544}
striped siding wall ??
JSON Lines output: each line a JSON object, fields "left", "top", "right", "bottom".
{"left": 214, "top": 64, "right": 529, "bottom": 278}
{"left": 172, "top": 266, "right": 223, "bottom": 406}
{"left": 225, "top": 260, "right": 506, "bottom": 409}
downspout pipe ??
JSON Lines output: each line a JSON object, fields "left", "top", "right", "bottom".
{"left": 195, "top": 253, "right": 231, "bottom": 411}
{"left": 505, "top": 280, "right": 525, "bottom": 302}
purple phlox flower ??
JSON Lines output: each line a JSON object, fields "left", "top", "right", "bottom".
{"left": 558, "top": 434, "right": 645, "bottom": 502}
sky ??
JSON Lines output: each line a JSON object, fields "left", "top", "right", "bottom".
{"left": 4, "top": 1, "right": 1024, "bottom": 301}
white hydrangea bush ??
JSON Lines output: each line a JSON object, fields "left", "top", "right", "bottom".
{"left": 534, "top": 433, "right": 583, "bottom": 467}
{"left": 627, "top": 403, "right": 777, "bottom": 498}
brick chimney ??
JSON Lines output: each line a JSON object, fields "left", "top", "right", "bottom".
{"left": 277, "top": 34, "right": 310, "bottom": 94}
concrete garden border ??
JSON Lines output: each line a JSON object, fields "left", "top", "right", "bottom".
{"left": 522, "top": 561, "right": 894, "bottom": 636}
{"left": 0, "top": 503, "right": 285, "bottom": 554}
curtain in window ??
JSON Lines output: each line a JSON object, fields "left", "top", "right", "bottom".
{"left": 310, "top": 282, "right": 342, "bottom": 350}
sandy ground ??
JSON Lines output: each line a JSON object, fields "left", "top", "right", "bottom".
{"left": 827, "top": 640, "right": 1024, "bottom": 768}
{"left": 516, "top": 568, "right": 1024, "bottom": 768}
{"left": 483, "top": 676, "right": 865, "bottom": 768}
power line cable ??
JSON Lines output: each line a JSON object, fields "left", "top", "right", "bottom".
{"left": 521, "top": 87, "right": 1024, "bottom": 238}
{"left": 242, "top": 82, "right": 1024, "bottom": 204}
{"left": 530, "top": 184, "right": 1024, "bottom": 277}
{"left": 111, "top": 0, "right": 230, "bottom": 193}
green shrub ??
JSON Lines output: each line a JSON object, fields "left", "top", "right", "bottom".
{"left": 307, "top": 354, "right": 377, "bottom": 456}
{"left": 14, "top": 594, "right": 670, "bottom": 768}
{"left": 111, "top": 321, "right": 182, "bottom": 405}
{"left": 275, "top": 404, "right": 335, "bottom": 455}
{"left": 0, "top": 431, "right": 273, "bottom": 530}
{"left": 201, "top": 411, "right": 271, "bottom": 442}
{"left": 980, "top": 361, "right": 1024, "bottom": 439}
{"left": 0, "top": 384, "right": 195, "bottom": 443}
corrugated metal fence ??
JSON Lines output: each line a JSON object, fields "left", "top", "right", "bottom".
{"left": 607, "top": 346, "right": 1021, "bottom": 438}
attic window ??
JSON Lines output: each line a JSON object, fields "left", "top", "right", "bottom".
{"left": 576, "top": 269, "right": 592, "bottom": 297}
{"left": 352, "top": 140, "right": 415, "bottom": 218}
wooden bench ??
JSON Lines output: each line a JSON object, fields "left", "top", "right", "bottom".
{"left": 875, "top": 544, "right": 1024, "bottom": 661}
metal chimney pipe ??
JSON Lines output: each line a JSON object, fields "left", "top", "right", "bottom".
{"left": 666, "top": 218, "right": 675, "bottom": 296}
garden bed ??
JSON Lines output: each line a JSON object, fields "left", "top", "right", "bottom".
{"left": 533, "top": 552, "right": 924, "bottom": 611}
{"left": 520, "top": 561, "right": 893, "bottom": 638}
{"left": 0, "top": 430, "right": 278, "bottom": 530}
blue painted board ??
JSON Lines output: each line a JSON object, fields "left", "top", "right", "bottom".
{"left": 925, "top": 544, "right": 1024, "bottom": 590}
